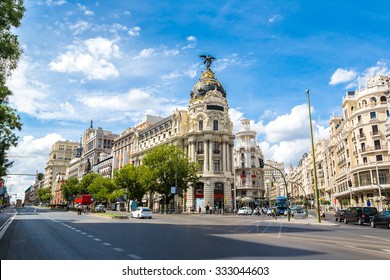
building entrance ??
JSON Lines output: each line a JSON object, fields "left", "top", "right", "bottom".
{"left": 214, "top": 182, "right": 224, "bottom": 212}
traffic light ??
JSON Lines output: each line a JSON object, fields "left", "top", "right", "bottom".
{"left": 259, "top": 158, "right": 264, "bottom": 168}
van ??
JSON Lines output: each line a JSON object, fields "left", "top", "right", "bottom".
{"left": 344, "top": 206, "right": 378, "bottom": 225}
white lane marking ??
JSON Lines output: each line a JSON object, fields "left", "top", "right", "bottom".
{"left": 128, "top": 254, "right": 143, "bottom": 259}
{"left": 341, "top": 244, "right": 390, "bottom": 255}
{"left": 87, "top": 235, "right": 94, "bottom": 238}
{"left": 363, "top": 235, "right": 390, "bottom": 242}
{"left": 94, "top": 238, "right": 101, "bottom": 241}
{"left": 0, "top": 215, "right": 16, "bottom": 240}
{"left": 277, "top": 223, "right": 283, "bottom": 238}
{"left": 102, "top": 242, "right": 111, "bottom": 246}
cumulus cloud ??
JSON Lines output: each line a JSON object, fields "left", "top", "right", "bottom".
{"left": 329, "top": 68, "right": 357, "bottom": 85}
{"left": 68, "top": 20, "right": 91, "bottom": 35}
{"left": 7, "top": 133, "right": 65, "bottom": 200}
{"left": 45, "top": 0, "right": 66, "bottom": 6}
{"left": 77, "top": 3, "right": 94, "bottom": 15}
{"left": 49, "top": 37, "right": 120, "bottom": 80}
{"left": 128, "top": 26, "right": 141, "bottom": 37}
{"left": 132, "top": 48, "right": 156, "bottom": 60}
{"left": 7, "top": 59, "right": 49, "bottom": 115}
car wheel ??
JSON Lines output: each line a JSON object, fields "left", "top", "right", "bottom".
{"left": 137, "top": 214, "right": 140, "bottom": 219}
{"left": 358, "top": 218, "right": 363, "bottom": 225}
{"left": 149, "top": 217, "right": 152, "bottom": 219}
{"left": 335, "top": 217, "right": 338, "bottom": 222}
{"left": 370, "top": 220, "right": 375, "bottom": 228}
{"left": 388, "top": 222, "right": 390, "bottom": 229}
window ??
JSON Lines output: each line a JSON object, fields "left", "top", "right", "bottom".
{"left": 213, "top": 160, "right": 220, "bottom": 171}
{"left": 198, "top": 160, "right": 203, "bottom": 171}
{"left": 374, "top": 140, "right": 381, "bottom": 149}
{"left": 361, "top": 142, "right": 365, "bottom": 152}
{"left": 376, "top": 155, "right": 383, "bottom": 162}
{"left": 197, "top": 141, "right": 204, "bottom": 154}
{"left": 357, "top": 115, "right": 362, "bottom": 122}
{"left": 372, "top": 125, "right": 379, "bottom": 135}
{"left": 213, "top": 120, "right": 218, "bottom": 131}
{"left": 370, "top": 111, "right": 376, "bottom": 119}
{"left": 198, "top": 120, "right": 203, "bottom": 131}
{"left": 213, "top": 141, "right": 220, "bottom": 154}
{"left": 359, "top": 128, "right": 364, "bottom": 138}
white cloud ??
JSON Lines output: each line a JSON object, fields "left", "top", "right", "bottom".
{"left": 187, "top": 36, "right": 197, "bottom": 42}
{"left": 7, "top": 133, "right": 65, "bottom": 200}
{"left": 132, "top": 48, "right": 156, "bottom": 60}
{"left": 49, "top": 37, "right": 120, "bottom": 80}
{"left": 356, "top": 60, "right": 390, "bottom": 88}
{"left": 128, "top": 26, "right": 141, "bottom": 37}
{"left": 7, "top": 60, "right": 49, "bottom": 115}
{"left": 268, "top": 15, "right": 282, "bottom": 23}
{"left": 265, "top": 104, "right": 311, "bottom": 143}
{"left": 45, "top": 0, "right": 66, "bottom": 6}
{"left": 68, "top": 20, "right": 91, "bottom": 35}
{"left": 77, "top": 3, "right": 94, "bottom": 16}
{"left": 329, "top": 68, "right": 357, "bottom": 85}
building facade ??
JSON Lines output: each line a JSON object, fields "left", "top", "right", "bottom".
{"left": 233, "top": 119, "right": 265, "bottom": 209}
{"left": 44, "top": 140, "right": 79, "bottom": 198}
{"left": 288, "top": 74, "right": 390, "bottom": 211}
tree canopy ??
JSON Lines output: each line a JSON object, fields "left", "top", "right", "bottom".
{"left": 141, "top": 144, "right": 199, "bottom": 204}
{"left": 0, "top": 0, "right": 25, "bottom": 178}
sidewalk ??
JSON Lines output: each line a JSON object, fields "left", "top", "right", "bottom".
{"left": 266, "top": 210, "right": 339, "bottom": 226}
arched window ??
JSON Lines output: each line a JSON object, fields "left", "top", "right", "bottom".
{"left": 370, "top": 97, "right": 377, "bottom": 105}
{"left": 380, "top": 96, "right": 387, "bottom": 103}
{"left": 362, "top": 99, "right": 367, "bottom": 106}
{"left": 198, "top": 120, "right": 203, "bottom": 131}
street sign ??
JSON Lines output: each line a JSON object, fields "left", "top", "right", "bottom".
{"left": 171, "top": 187, "right": 176, "bottom": 194}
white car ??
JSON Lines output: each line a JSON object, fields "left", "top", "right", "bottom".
{"left": 237, "top": 207, "right": 252, "bottom": 215}
{"left": 131, "top": 207, "right": 153, "bottom": 219}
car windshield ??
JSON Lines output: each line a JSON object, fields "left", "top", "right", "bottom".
{"left": 142, "top": 208, "right": 151, "bottom": 211}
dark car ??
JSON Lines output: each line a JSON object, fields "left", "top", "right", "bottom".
{"left": 344, "top": 206, "right": 378, "bottom": 225}
{"left": 369, "top": 210, "right": 390, "bottom": 229}
{"left": 335, "top": 209, "right": 346, "bottom": 222}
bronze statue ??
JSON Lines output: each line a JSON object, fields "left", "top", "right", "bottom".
{"left": 199, "top": 55, "right": 215, "bottom": 69}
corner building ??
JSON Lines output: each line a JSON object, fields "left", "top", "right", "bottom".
{"left": 115, "top": 66, "right": 235, "bottom": 212}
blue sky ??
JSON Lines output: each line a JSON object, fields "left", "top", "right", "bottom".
{"left": 5, "top": 0, "right": 390, "bottom": 199}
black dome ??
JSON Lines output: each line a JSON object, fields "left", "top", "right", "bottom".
{"left": 190, "top": 69, "right": 226, "bottom": 99}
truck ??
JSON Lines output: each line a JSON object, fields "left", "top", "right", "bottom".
{"left": 74, "top": 195, "right": 92, "bottom": 205}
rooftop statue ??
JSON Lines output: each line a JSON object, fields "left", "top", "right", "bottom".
{"left": 199, "top": 54, "right": 215, "bottom": 69}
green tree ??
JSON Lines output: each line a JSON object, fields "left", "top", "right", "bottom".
{"left": 60, "top": 177, "right": 79, "bottom": 202}
{"left": 37, "top": 188, "right": 52, "bottom": 203}
{"left": 113, "top": 164, "right": 146, "bottom": 201}
{"left": 0, "top": 0, "right": 25, "bottom": 177}
{"left": 78, "top": 172, "right": 99, "bottom": 194}
{"left": 141, "top": 144, "right": 199, "bottom": 206}
{"left": 88, "top": 175, "right": 117, "bottom": 203}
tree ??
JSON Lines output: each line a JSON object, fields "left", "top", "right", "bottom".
{"left": 37, "top": 188, "right": 52, "bottom": 203}
{"left": 0, "top": 0, "right": 25, "bottom": 177}
{"left": 141, "top": 144, "right": 199, "bottom": 207}
{"left": 78, "top": 173, "right": 99, "bottom": 194}
{"left": 60, "top": 177, "right": 79, "bottom": 202}
{"left": 113, "top": 164, "right": 146, "bottom": 202}
{"left": 88, "top": 175, "right": 117, "bottom": 203}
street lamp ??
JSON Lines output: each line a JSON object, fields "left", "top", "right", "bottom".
{"left": 306, "top": 89, "right": 321, "bottom": 223}
{"left": 375, "top": 161, "right": 383, "bottom": 211}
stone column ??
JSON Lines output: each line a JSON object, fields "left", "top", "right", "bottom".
{"left": 209, "top": 139, "right": 213, "bottom": 172}
{"left": 203, "top": 140, "right": 208, "bottom": 171}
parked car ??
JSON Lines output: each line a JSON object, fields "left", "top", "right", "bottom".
{"left": 94, "top": 204, "right": 106, "bottom": 213}
{"left": 237, "top": 207, "right": 252, "bottom": 215}
{"left": 344, "top": 206, "right": 378, "bottom": 225}
{"left": 290, "top": 206, "right": 305, "bottom": 218}
{"left": 334, "top": 209, "right": 346, "bottom": 222}
{"left": 369, "top": 210, "right": 390, "bottom": 229}
{"left": 131, "top": 207, "right": 153, "bottom": 219}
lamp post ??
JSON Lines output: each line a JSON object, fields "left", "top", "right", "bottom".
{"left": 375, "top": 161, "right": 383, "bottom": 211}
{"left": 306, "top": 89, "right": 321, "bottom": 223}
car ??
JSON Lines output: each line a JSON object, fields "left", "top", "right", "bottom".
{"left": 131, "top": 207, "right": 153, "bottom": 219}
{"left": 290, "top": 206, "right": 305, "bottom": 218}
{"left": 344, "top": 206, "right": 378, "bottom": 225}
{"left": 334, "top": 209, "right": 346, "bottom": 222}
{"left": 369, "top": 210, "right": 390, "bottom": 229}
{"left": 94, "top": 204, "right": 106, "bottom": 213}
{"left": 237, "top": 207, "right": 252, "bottom": 215}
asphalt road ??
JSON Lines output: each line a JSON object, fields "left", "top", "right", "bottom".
{"left": 1, "top": 206, "right": 390, "bottom": 260}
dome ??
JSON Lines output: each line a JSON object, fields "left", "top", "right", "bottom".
{"left": 190, "top": 69, "right": 226, "bottom": 99}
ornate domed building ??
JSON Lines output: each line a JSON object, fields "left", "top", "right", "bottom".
{"left": 184, "top": 66, "right": 235, "bottom": 212}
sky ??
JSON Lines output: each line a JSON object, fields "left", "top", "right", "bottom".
{"left": 4, "top": 0, "right": 390, "bottom": 200}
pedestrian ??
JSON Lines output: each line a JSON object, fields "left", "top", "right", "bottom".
{"left": 206, "top": 204, "right": 210, "bottom": 214}
{"left": 77, "top": 204, "right": 82, "bottom": 215}
{"left": 198, "top": 206, "right": 201, "bottom": 213}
